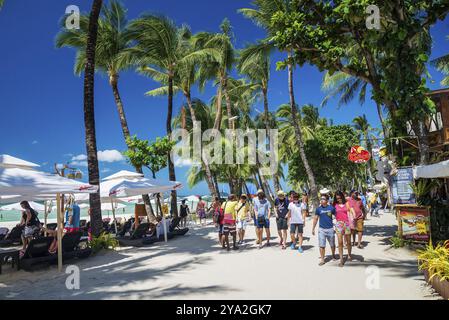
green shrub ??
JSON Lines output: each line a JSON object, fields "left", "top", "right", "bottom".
{"left": 89, "top": 232, "right": 119, "bottom": 253}
{"left": 389, "top": 232, "right": 412, "bottom": 248}
{"left": 417, "top": 240, "right": 449, "bottom": 282}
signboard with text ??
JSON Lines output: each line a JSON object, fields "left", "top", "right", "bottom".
{"left": 390, "top": 167, "right": 416, "bottom": 204}
{"left": 397, "top": 206, "right": 431, "bottom": 243}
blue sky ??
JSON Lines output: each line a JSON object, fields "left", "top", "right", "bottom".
{"left": 0, "top": 0, "right": 448, "bottom": 195}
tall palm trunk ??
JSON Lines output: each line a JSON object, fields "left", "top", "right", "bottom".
{"left": 185, "top": 92, "right": 219, "bottom": 198}
{"left": 376, "top": 103, "right": 388, "bottom": 140}
{"left": 222, "top": 76, "right": 234, "bottom": 130}
{"left": 262, "top": 86, "right": 281, "bottom": 193}
{"left": 213, "top": 87, "right": 223, "bottom": 130}
{"left": 412, "top": 119, "right": 430, "bottom": 165}
{"left": 109, "top": 73, "right": 157, "bottom": 222}
{"left": 167, "top": 73, "right": 178, "bottom": 217}
{"left": 84, "top": 0, "right": 103, "bottom": 237}
{"left": 287, "top": 54, "right": 319, "bottom": 208}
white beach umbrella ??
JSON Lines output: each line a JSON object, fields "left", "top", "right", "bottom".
{"left": 102, "top": 170, "right": 144, "bottom": 181}
{"left": 0, "top": 167, "right": 98, "bottom": 196}
{"left": 0, "top": 154, "right": 40, "bottom": 170}
{"left": 0, "top": 201, "right": 46, "bottom": 212}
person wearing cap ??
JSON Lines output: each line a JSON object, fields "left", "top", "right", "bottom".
{"left": 312, "top": 194, "right": 337, "bottom": 266}
{"left": 274, "top": 190, "right": 289, "bottom": 249}
{"left": 253, "top": 190, "right": 272, "bottom": 249}
{"left": 235, "top": 194, "right": 251, "bottom": 245}
{"left": 221, "top": 194, "right": 239, "bottom": 251}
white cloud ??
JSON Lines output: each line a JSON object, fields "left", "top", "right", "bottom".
{"left": 101, "top": 168, "right": 111, "bottom": 173}
{"left": 69, "top": 150, "right": 124, "bottom": 166}
{"left": 71, "top": 154, "right": 88, "bottom": 161}
{"left": 32, "top": 140, "right": 38, "bottom": 145}
{"left": 97, "top": 150, "right": 125, "bottom": 163}
{"left": 174, "top": 157, "right": 198, "bottom": 167}
{"left": 71, "top": 160, "right": 88, "bottom": 167}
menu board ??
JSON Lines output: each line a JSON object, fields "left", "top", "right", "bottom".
{"left": 390, "top": 167, "right": 416, "bottom": 204}
{"left": 397, "top": 206, "right": 431, "bottom": 242}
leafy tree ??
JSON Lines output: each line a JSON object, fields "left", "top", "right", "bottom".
{"left": 288, "top": 125, "right": 361, "bottom": 191}
{"left": 249, "top": 0, "right": 449, "bottom": 164}
{"left": 124, "top": 136, "right": 175, "bottom": 179}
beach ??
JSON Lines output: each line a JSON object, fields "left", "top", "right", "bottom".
{"left": 0, "top": 209, "right": 439, "bottom": 300}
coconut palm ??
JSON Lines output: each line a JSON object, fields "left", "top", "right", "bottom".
{"left": 240, "top": 0, "right": 319, "bottom": 207}
{"left": 193, "top": 19, "right": 236, "bottom": 131}
{"left": 56, "top": 1, "right": 159, "bottom": 221}
{"left": 321, "top": 71, "right": 389, "bottom": 140}
{"left": 431, "top": 38, "right": 449, "bottom": 86}
{"left": 353, "top": 114, "right": 380, "bottom": 182}
{"left": 83, "top": 0, "right": 103, "bottom": 237}
{"left": 125, "top": 15, "right": 203, "bottom": 217}
{"left": 237, "top": 41, "right": 282, "bottom": 191}
{"left": 144, "top": 33, "right": 220, "bottom": 198}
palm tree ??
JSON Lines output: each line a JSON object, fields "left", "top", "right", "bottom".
{"left": 240, "top": 0, "right": 319, "bottom": 207}
{"left": 0, "top": 1, "right": 4, "bottom": 10}
{"left": 144, "top": 32, "right": 220, "bottom": 198}
{"left": 353, "top": 114, "right": 379, "bottom": 183}
{"left": 127, "top": 15, "right": 224, "bottom": 215}
{"left": 194, "top": 19, "right": 236, "bottom": 131}
{"left": 321, "top": 71, "right": 389, "bottom": 140}
{"left": 237, "top": 41, "right": 283, "bottom": 192}
{"left": 431, "top": 38, "right": 449, "bottom": 86}
{"left": 56, "top": 1, "right": 158, "bottom": 222}
{"left": 83, "top": 0, "right": 103, "bottom": 237}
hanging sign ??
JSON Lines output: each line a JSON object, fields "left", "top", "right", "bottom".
{"left": 390, "top": 167, "right": 416, "bottom": 204}
{"left": 348, "top": 146, "right": 371, "bottom": 163}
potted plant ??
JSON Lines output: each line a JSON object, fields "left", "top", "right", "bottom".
{"left": 417, "top": 240, "right": 449, "bottom": 299}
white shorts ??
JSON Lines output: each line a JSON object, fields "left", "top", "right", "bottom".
{"left": 236, "top": 220, "right": 247, "bottom": 230}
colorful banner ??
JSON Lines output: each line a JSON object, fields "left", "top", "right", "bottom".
{"left": 390, "top": 167, "right": 416, "bottom": 204}
{"left": 397, "top": 206, "right": 431, "bottom": 242}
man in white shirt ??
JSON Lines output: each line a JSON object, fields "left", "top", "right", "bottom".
{"left": 287, "top": 193, "right": 307, "bottom": 253}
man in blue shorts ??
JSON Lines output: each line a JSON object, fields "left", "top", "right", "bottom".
{"left": 253, "top": 190, "right": 271, "bottom": 249}
{"left": 312, "top": 195, "right": 337, "bottom": 266}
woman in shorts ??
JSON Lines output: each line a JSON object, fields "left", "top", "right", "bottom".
{"left": 333, "top": 191, "right": 354, "bottom": 266}
{"left": 235, "top": 194, "right": 250, "bottom": 245}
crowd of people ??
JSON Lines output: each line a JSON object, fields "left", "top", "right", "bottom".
{"left": 200, "top": 188, "right": 382, "bottom": 267}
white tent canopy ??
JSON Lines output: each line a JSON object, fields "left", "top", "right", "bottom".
{"left": 0, "top": 167, "right": 98, "bottom": 196}
{"left": 102, "top": 170, "right": 143, "bottom": 181}
{"left": 108, "top": 178, "right": 182, "bottom": 198}
{"left": 78, "top": 202, "right": 127, "bottom": 211}
{"left": 0, "top": 201, "right": 46, "bottom": 212}
{"left": 0, "top": 154, "right": 40, "bottom": 170}
{"left": 413, "top": 160, "right": 449, "bottom": 179}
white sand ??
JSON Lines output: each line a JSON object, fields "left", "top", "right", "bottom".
{"left": 0, "top": 210, "right": 440, "bottom": 300}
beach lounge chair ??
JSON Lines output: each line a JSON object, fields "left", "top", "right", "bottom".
{"left": 0, "top": 227, "right": 9, "bottom": 241}
{"left": 19, "top": 237, "right": 54, "bottom": 271}
{"left": 169, "top": 217, "right": 189, "bottom": 236}
{"left": 117, "top": 222, "right": 151, "bottom": 247}
{"left": 0, "top": 225, "right": 23, "bottom": 247}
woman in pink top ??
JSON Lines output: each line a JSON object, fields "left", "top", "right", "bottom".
{"left": 333, "top": 191, "right": 354, "bottom": 266}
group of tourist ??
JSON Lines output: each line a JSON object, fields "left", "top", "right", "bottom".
{"left": 205, "top": 187, "right": 372, "bottom": 267}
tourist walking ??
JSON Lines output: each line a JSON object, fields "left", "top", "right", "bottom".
{"left": 180, "top": 200, "right": 190, "bottom": 228}
{"left": 287, "top": 192, "right": 306, "bottom": 253}
{"left": 253, "top": 190, "right": 271, "bottom": 249}
{"left": 19, "top": 201, "right": 41, "bottom": 252}
{"left": 212, "top": 197, "right": 225, "bottom": 246}
{"left": 236, "top": 194, "right": 251, "bottom": 245}
{"left": 312, "top": 195, "right": 337, "bottom": 265}
{"left": 221, "top": 194, "right": 239, "bottom": 251}
{"left": 348, "top": 190, "right": 366, "bottom": 249}
{"left": 196, "top": 196, "right": 207, "bottom": 226}
{"left": 274, "top": 190, "right": 289, "bottom": 249}
{"left": 333, "top": 191, "right": 354, "bottom": 266}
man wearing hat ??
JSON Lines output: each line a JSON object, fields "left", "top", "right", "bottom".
{"left": 274, "top": 190, "right": 289, "bottom": 249}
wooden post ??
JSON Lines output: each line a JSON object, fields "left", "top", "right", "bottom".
{"left": 44, "top": 201, "right": 48, "bottom": 237}
{"left": 110, "top": 197, "right": 117, "bottom": 234}
{"left": 56, "top": 193, "right": 63, "bottom": 272}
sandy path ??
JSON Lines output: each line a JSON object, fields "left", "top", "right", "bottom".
{"left": 0, "top": 210, "right": 440, "bottom": 300}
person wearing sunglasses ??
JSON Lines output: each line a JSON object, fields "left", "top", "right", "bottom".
{"left": 333, "top": 191, "right": 355, "bottom": 267}
{"left": 312, "top": 195, "right": 337, "bottom": 266}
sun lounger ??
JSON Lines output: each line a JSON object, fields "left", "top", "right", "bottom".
{"left": 117, "top": 223, "right": 151, "bottom": 247}
{"left": 20, "top": 232, "right": 91, "bottom": 271}
{"left": 0, "top": 225, "right": 23, "bottom": 247}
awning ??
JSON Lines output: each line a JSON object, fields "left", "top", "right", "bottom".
{"left": 413, "top": 159, "right": 449, "bottom": 179}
